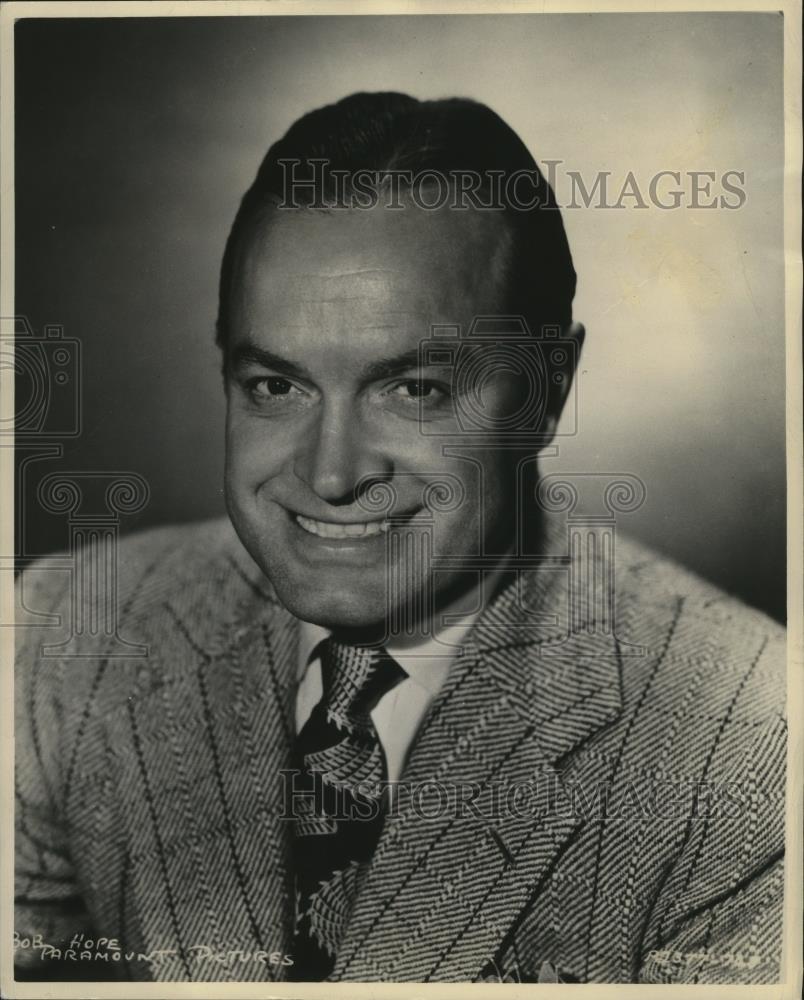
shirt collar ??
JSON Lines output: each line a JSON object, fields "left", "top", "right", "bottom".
{"left": 297, "top": 618, "right": 474, "bottom": 699}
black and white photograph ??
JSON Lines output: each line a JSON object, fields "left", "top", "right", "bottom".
{"left": 2, "top": 2, "right": 801, "bottom": 993}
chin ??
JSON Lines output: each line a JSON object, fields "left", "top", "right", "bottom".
{"left": 269, "top": 574, "right": 389, "bottom": 631}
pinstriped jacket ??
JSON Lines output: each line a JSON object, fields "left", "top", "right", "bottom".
{"left": 14, "top": 514, "right": 786, "bottom": 983}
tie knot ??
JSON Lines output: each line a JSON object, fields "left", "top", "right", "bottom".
{"left": 319, "top": 637, "right": 405, "bottom": 731}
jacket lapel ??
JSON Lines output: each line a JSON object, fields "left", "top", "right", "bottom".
{"left": 104, "top": 545, "right": 300, "bottom": 981}
{"left": 332, "top": 516, "right": 624, "bottom": 982}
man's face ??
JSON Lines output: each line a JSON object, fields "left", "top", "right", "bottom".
{"left": 224, "top": 203, "right": 535, "bottom": 630}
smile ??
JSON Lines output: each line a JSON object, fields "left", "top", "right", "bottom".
{"left": 295, "top": 514, "right": 390, "bottom": 539}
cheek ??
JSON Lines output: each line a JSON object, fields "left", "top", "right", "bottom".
{"left": 430, "top": 454, "right": 515, "bottom": 534}
{"left": 225, "top": 412, "right": 291, "bottom": 487}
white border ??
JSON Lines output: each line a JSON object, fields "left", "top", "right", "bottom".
{"left": 0, "top": 3, "right": 800, "bottom": 999}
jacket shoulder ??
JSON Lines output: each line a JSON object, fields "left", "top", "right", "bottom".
{"left": 616, "top": 532, "right": 783, "bottom": 630}
{"left": 14, "top": 518, "right": 280, "bottom": 798}
{"left": 18, "top": 516, "right": 272, "bottom": 625}
{"left": 613, "top": 532, "right": 785, "bottom": 710}
{"left": 609, "top": 533, "right": 786, "bottom": 778}
{"left": 14, "top": 517, "right": 280, "bottom": 720}
{"left": 117, "top": 516, "right": 262, "bottom": 605}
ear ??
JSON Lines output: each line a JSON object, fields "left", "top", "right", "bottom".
{"left": 540, "top": 321, "right": 585, "bottom": 445}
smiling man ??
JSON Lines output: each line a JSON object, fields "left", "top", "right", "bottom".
{"left": 222, "top": 202, "right": 551, "bottom": 631}
{"left": 15, "top": 92, "right": 785, "bottom": 985}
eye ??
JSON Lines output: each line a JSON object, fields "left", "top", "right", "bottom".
{"left": 261, "top": 377, "right": 293, "bottom": 395}
{"left": 391, "top": 380, "right": 447, "bottom": 401}
{"left": 244, "top": 375, "right": 307, "bottom": 406}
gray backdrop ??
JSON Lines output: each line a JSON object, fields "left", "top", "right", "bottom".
{"left": 14, "top": 13, "right": 786, "bottom": 621}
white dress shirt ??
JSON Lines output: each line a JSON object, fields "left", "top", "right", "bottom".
{"left": 295, "top": 563, "right": 509, "bottom": 783}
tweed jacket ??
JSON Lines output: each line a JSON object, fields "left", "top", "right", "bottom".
{"left": 14, "top": 514, "right": 786, "bottom": 984}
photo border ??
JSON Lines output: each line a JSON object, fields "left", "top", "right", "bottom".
{"left": 1, "top": 2, "right": 800, "bottom": 998}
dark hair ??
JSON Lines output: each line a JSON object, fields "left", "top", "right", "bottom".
{"left": 216, "top": 91, "right": 576, "bottom": 348}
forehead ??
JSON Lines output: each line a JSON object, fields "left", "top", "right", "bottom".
{"left": 229, "top": 204, "right": 514, "bottom": 347}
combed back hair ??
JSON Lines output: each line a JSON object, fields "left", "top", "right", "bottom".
{"left": 216, "top": 91, "right": 576, "bottom": 348}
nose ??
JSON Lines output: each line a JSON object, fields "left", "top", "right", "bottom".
{"left": 294, "top": 397, "right": 392, "bottom": 506}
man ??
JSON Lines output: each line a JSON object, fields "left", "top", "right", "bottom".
{"left": 15, "top": 92, "right": 785, "bottom": 984}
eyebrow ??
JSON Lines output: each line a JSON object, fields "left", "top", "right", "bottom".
{"left": 360, "top": 348, "right": 433, "bottom": 382}
{"left": 228, "top": 344, "right": 308, "bottom": 380}
{"left": 227, "top": 342, "right": 444, "bottom": 384}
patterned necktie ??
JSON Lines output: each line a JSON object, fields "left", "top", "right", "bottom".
{"left": 288, "top": 637, "right": 405, "bottom": 981}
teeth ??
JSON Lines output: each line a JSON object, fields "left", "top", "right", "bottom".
{"left": 296, "top": 514, "right": 388, "bottom": 539}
